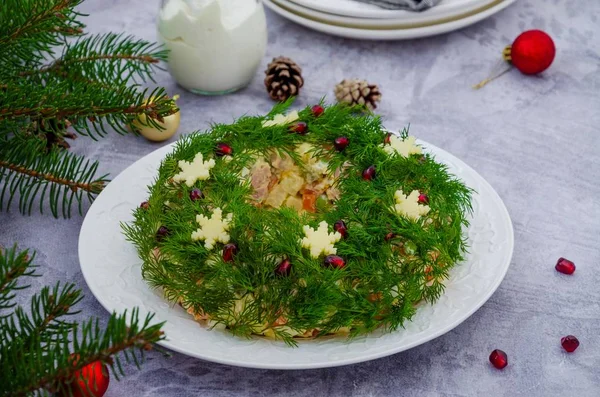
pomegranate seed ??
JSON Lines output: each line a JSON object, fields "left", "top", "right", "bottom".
{"left": 561, "top": 335, "right": 580, "bottom": 352}
{"left": 555, "top": 258, "right": 575, "bottom": 275}
{"left": 222, "top": 243, "right": 238, "bottom": 262}
{"left": 384, "top": 133, "right": 392, "bottom": 145}
{"left": 140, "top": 201, "right": 149, "bottom": 210}
{"left": 333, "top": 137, "right": 349, "bottom": 151}
{"left": 275, "top": 259, "right": 292, "bottom": 276}
{"left": 385, "top": 232, "right": 395, "bottom": 241}
{"left": 189, "top": 188, "right": 204, "bottom": 201}
{"left": 156, "top": 226, "right": 169, "bottom": 241}
{"left": 215, "top": 142, "right": 233, "bottom": 157}
{"left": 362, "top": 165, "right": 376, "bottom": 181}
{"left": 324, "top": 255, "right": 346, "bottom": 269}
{"left": 418, "top": 193, "right": 429, "bottom": 205}
{"left": 333, "top": 220, "right": 348, "bottom": 238}
{"left": 311, "top": 105, "right": 324, "bottom": 117}
{"left": 489, "top": 349, "right": 508, "bottom": 369}
{"left": 289, "top": 121, "right": 308, "bottom": 135}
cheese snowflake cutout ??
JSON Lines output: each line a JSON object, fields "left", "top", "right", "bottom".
{"left": 301, "top": 221, "right": 342, "bottom": 258}
{"left": 384, "top": 135, "right": 422, "bottom": 157}
{"left": 191, "top": 208, "right": 233, "bottom": 250}
{"left": 261, "top": 111, "right": 299, "bottom": 127}
{"left": 173, "top": 152, "right": 216, "bottom": 187}
{"left": 394, "top": 189, "right": 430, "bottom": 220}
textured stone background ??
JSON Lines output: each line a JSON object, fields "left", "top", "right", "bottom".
{"left": 2, "top": 0, "right": 600, "bottom": 396}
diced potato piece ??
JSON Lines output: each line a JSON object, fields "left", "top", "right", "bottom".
{"left": 280, "top": 172, "right": 304, "bottom": 196}
{"left": 265, "top": 183, "right": 288, "bottom": 208}
{"left": 285, "top": 195, "right": 303, "bottom": 212}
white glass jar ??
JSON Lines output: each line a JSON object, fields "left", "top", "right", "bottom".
{"left": 157, "top": 0, "right": 267, "bottom": 95}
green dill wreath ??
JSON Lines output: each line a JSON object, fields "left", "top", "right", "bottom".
{"left": 123, "top": 101, "right": 472, "bottom": 345}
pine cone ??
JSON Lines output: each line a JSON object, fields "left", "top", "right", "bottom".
{"left": 264, "top": 56, "right": 304, "bottom": 101}
{"left": 334, "top": 79, "right": 382, "bottom": 110}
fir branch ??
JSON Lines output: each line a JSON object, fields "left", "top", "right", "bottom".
{"left": 2, "top": 309, "right": 164, "bottom": 396}
{"left": 0, "top": 135, "right": 108, "bottom": 218}
{"left": 0, "top": 0, "right": 85, "bottom": 68}
{"left": 0, "top": 246, "right": 38, "bottom": 312}
{"left": 18, "top": 33, "right": 167, "bottom": 86}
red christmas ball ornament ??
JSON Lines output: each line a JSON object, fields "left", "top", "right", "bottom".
{"left": 474, "top": 29, "right": 556, "bottom": 89}
{"left": 509, "top": 30, "right": 556, "bottom": 75}
{"left": 59, "top": 357, "right": 110, "bottom": 397}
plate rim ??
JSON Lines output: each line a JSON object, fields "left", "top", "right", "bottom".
{"left": 286, "top": 0, "right": 495, "bottom": 19}
{"left": 263, "top": 0, "right": 516, "bottom": 40}
{"left": 79, "top": 140, "right": 514, "bottom": 370}
{"left": 282, "top": 0, "right": 500, "bottom": 24}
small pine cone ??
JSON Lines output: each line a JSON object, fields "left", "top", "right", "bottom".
{"left": 334, "top": 79, "right": 382, "bottom": 110}
{"left": 264, "top": 56, "right": 304, "bottom": 101}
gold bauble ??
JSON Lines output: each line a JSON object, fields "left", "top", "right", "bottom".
{"left": 132, "top": 95, "right": 181, "bottom": 142}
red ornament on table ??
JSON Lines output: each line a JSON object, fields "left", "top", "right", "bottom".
{"left": 474, "top": 29, "right": 556, "bottom": 89}
{"left": 58, "top": 358, "right": 110, "bottom": 397}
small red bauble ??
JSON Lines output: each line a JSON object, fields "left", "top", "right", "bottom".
{"left": 140, "top": 201, "right": 149, "bottom": 210}
{"left": 555, "top": 257, "right": 575, "bottom": 275}
{"left": 59, "top": 359, "right": 110, "bottom": 397}
{"left": 334, "top": 137, "right": 349, "bottom": 151}
{"left": 311, "top": 105, "right": 324, "bottom": 117}
{"left": 189, "top": 188, "right": 204, "bottom": 201}
{"left": 561, "top": 335, "right": 580, "bottom": 352}
{"left": 289, "top": 121, "right": 308, "bottom": 135}
{"left": 324, "top": 255, "right": 346, "bottom": 269}
{"left": 362, "top": 165, "right": 376, "bottom": 181}
{"left": 275, "top": 259, "right": 292, "bottom": 276}
{"left": 510, "top": 30, "right": 556, "bottom": 75}
{"left": 333, "top": 220, "right": 348, "bottom": 238}
{"left": 418, "top": 193, "right": 429, "bottom": 205}
{"left": 215, "top": 142, "right": 233, "bottom": 157}
{"left": 489, "top": 349, "right": 508, "bottom": 369}
{"left": 222, "top": 243, "right": 238, "bottom": 262}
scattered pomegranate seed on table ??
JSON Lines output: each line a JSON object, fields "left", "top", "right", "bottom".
{"left": 561, "top": 335, "right": 580, "bottom": 352}
{"left": 489, "top": 349, "right": 508, "bottom": 369}
{"left": 418, "top": 193, "right": 429, "bottom": 205}
{"left": 555, "top": 257, "right": 576, "bottom": 275}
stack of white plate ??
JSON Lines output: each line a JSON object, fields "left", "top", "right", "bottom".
{"left": 263, "top": 0, "right": 517, "bottom": 40}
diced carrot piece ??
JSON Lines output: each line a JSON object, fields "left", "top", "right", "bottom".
{"left": 302, "top": 190, "right": 317, "bottom": 212}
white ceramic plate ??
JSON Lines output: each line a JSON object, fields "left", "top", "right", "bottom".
{"left": 272, "top": 0, "right": 502, "bottom": 28}
{"left": 263, "top": 0, "right": 516, "bottom": 40}
{"left": 79, "top": 140, "right": 513, "bottom": 370}
{"left": 287, "top": 0, "right": 496, "bottom": 21}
